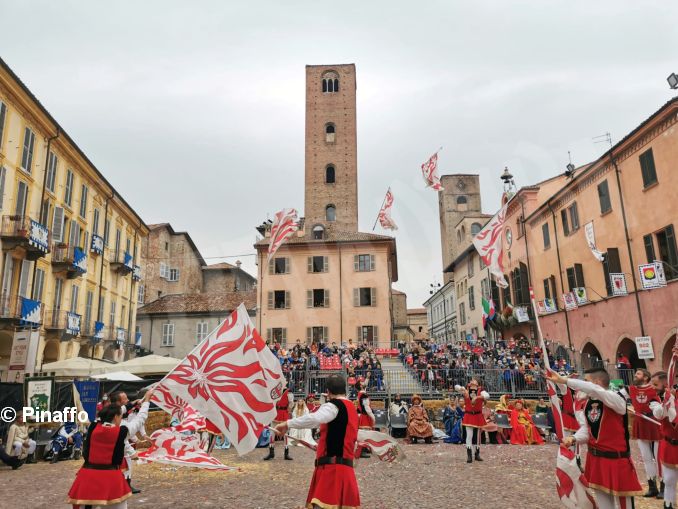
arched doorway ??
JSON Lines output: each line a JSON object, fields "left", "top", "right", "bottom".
{"left": 581, "top": 341, "right": 603, "bottom": 369}
{"left": 78, "top": 343, "right": 92, "bottom": 358}
{"left": 0, "top": 331, "right": 13, "bottom": 373}
{"left": 616, "top": 337, "right": 646, "bottom": 370}
{"left": 43, "top": 339, "right": 60, "bottom": 364}
{"left": 663, "top": 333, "right": 677, "bottom": 370}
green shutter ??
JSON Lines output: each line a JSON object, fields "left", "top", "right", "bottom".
{"left": 306, "top": 327, "right": 312, "bottom": 342}
{"left": 268, "top": 259, "right": 274, "bottom": 275}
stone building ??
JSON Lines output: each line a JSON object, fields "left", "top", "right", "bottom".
{"left": 255, "top": 64, "right": 398, "bottom": 348}
{"left": 392, "top": 289, "right": 413, "bottom": 344}
{"left": 407, "top": 308, "right": 429, "bottom": 342}
{"left": 202, "top": 262, "right": 255, "bottom": 293}
{"left": 0, "top": 57, "right": 148, "bottom": 381}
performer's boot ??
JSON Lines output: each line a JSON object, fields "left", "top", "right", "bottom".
{"left": 657, "top": 480, "right": 666, "bottom": 499}
{"left": 127, "top": 478, "right": 141, "bottom": 494}
{"left": 474, "top": 448, "right": 483, "bottom": 461}
{"left": 50, "top": 452, "right": 59, "bottom": 464}
{"left": 664, "top": 503, "right": 673, "bottom": 509}
{"left": 466, "top": 448, "right": 473, "bottom": 463}
{"left": 26, "top": 453, "right": 36, "bottom": 464}
{"left": 644, "top": 478, "right": 659, "bottom": 497}
{"left": 284, "top": 447, "right": 292, "bottom": 460}
{"left": 73, "top": 448, "right": 82, "bottom": 461}
{"left": 263, "top": 446, "right": 275, "bottom": 461}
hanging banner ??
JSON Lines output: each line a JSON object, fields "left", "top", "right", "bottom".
{"left": 67, "top": 312, "right": 81, "bottom": 336}
{"left": 639, "top": 262, "right": 668, "bottom": 290}
{"left": 91, "top": 234, "right": 104, "bottom": 255}
{"left": 74, "top": 380, "right": 100, "bottom": 422}
{"left": 514, "top": 306, "right": 530, "bottom": 323}
{"left": 562, "top": 292, "right": 578, "bottom": 311}
{"left": 29, "top": 220, "right": 50, "bottom": 253}
{"left": 634, "top": 336, "right": 655, "bottom": 360}
{"left": 610, "top": 273, "right": 628, "bottom": 296}
{"left": 584, "top": 221, "right": 605, "bottom": 262}
{"left": 536, "top": 301, "right": 546, "bottom": 315}
{"left": 25, "top": 376, "right": 55, "bottom": 414}
{"left": 93, "top": 321, "right": 105, "bottom": 342}
{"left": 573, "top": 287, "right": 588, "bottom": 305}
{"left": 543, "top": 298, "right": 558, "bottom": 314}
{"left": 72, "top": 247, "right": 87, "bottom": 273}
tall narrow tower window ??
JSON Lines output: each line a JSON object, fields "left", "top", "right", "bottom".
{"left": 326, "top": 205, "right": 336, "bottom": 222}
{"left": 321, "top": 71, "right": 339, "bottom": 94}
{"left": 325, "top": 165, "right": 336, "bottom": 184}
{"left": 325, "top": 123, "right": 336, "bottom": 143}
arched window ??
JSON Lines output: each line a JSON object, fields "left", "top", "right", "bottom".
{"left": 456, "top": 230, "right": 461, "bottom": 243}
{"left": 312, "top": 225, "right": 325, "bottom": 240}
{"left": 322, "top": 71, "right": 339, "bottom": 94}
{"left": 471, "top": 222, "right": 482, "bottom": 235}
{"left": 326, "top": 205, "right": 336, "bottom": 222}
{"left": 325, "top": 165, "right": 335, "bottom": 184}
{"left": 325, "top": 124, "right": 335, "bottom": 134}
{"left": 325, "top": 123, "right": 336, "bottom": 143}
{"left": 456, "top": 196, "right": 467, "bottom": 204}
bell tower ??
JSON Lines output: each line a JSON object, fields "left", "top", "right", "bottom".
{"left": 304, "top": 64, "right": 358, "bottom": 232}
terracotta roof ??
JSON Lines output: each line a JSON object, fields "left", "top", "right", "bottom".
{"left": 254, "top": 229, "right": 394, "bottom": 246}
{"left": 138, "top": 291, "right": 256, "bottom": 315}
{"left": 407, "top": 308, "right": 427, "bottom": 315}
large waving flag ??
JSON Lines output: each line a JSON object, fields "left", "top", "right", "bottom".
{"left": 267, "top": 208, "right": 299, "bottom": 262}
{"left": 472, "top": 204, "right": 509, "bottom": 288}
{"left": 152, "top": 383, "right": 206, "bottom": 432}
{"left": 377, "top": 188, "right": 398, "bottom": 231}
{"left": 155, "top": 303, "right": 285, "bottom": 455}
{"left": 421, "top": 152, "right": 443, "bottom": 191}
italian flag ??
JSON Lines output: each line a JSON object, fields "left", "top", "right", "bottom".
{"left": 482, "top": 297, "right": 495, "bottom": 329}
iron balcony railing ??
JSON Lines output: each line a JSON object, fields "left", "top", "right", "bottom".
{"left": 0, "top": 293, "right": 43, "bottom": 325}
{"left": 0, "top": 215, "right": 51, "bottom": 256}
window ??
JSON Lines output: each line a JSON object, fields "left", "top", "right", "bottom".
{"left": 542, "top": 222, "right": 551, "bottom": 249}
{"left": 468, "top": 286, "right": 475, "bottom": 310}
{"left": 307, "top": 326, "right": 329, "bottom": 343}
{"left": 196, "top": 322, "right": 209, "bottom": 344}
{"left": 20, "top": 127, "right": 35, "bottom": 173}
{"left": 467, "top": 254, "right": 474, "bottom": 277}
{"left": 68, "top": 219, "right": 81, "bottom": 249}
{"left": 53, "top": 278, "right": 63, "bottom": 311}
{"left": 0, "top": 166, "right": 6, "bottom": 210}
{"left": 561, "top": 209, "right": 569, "bottom": 236}
{"left": 312, "top": 225, "right": 325, "bottom": 240}
{"left": 457, "top": 196, "right": 467, "bottom": 205}
{"left": 326, "top": 204, "right": 336, "bottom": 222}
{"left": 480, "top": 278, "right": 489, "bottom": 300}
{"left": 267, "top": 327, "right": 287, "bottom": 344}
{"left": 159, "top": 262, "right": 169, "bottom": 279}
{"left": 517, "top": 215, "right": 525, "bottom": 237}
{"left": 656, "top": 225, "right": 678, "bottom": 280}
{"left": 321, "top": 72, "right": 339, "bottom": 93}
{"left": 270, "top": 257, "right": 290, "bottom": 275}
{"left": 70, "top": 284, "right": 79, "bottom": 313}
{"left": 64, "top": 169, "right": 74, "bottom": 207}
{"left": 354, "top": 254, "right": 375, "bottom": 272}
{"left": 509, "top": 262, "right": 530, "bottom": 305}
{"left": 33, "top": 268, "right": 45, "bottom": 301}
{"left": 162, "top": 323, "right": 175, "bottom": 346}
{"left": 104, "top": 218, "right": 110, "bottom": 246}
{"left": 268, "top": 290, "right": 290, "bottom": 310}
{"left": 459, "top": 302, "right": 466, "bottom": 325}
{"left": 325, "top": 124, "right": 336, "bottom": 143}
{"left": 566, "top": 263, "right": 585, "bottom": 291}
{"left": 640, "top": 148, "right": 658, "bottom": 188}
{"left": 0, "top": 101, "right": 6, "bottom": 148}
{"left": 644, "top": 234, "right": 656, "bottom": 263}
{"left": 40, "top": 199, "right": 50, "bottom": 225}
{"left": 114, "top": 229, "right": 121, "bottom": 258}
{"left": 98, "top": 297, "right": 105, "bottom": 323}
{"left": 308, "top": 289, "right": 330, "bottom": 308}
{"left": 15, "top": 181, "right": 28, "bottom": 217}
{"left": 598, "top": 180, "right": 612, "bottom": 214}
{"left": 308, "top": 256, "right": 328, "bottom": 273}
{"left": 561, "top": 203, "right": 579, "bottom": 236}
{"left": 356, "top": 325, "right": 378, "bottom": 347}
{"left": 169, "top": 268, "right": 180, "bottom": 282}
{"left": 325, "top": 165, "right": 335, "bottom": 184}
{"left": 92, "top": 208, "right": 100, "bottom": 235}
{"left": 109, "top": 300, "right": 117, "bottom": 327}
{"left": 137, "top": 284, "right": 145, "bottom": 304}
{"left": 471, "top": 223, "right": 482, "bottom": 235}
{"left": 46, "top": 151, "right": 57, "bottom": 192}
{"left": 354, "top": 287, "right": 376, "bottom": 307}
{"left": 85, "top": 290, "right": 93, "bottom": 327}
{"left": 501, "top": 280, "right": 511, "bottom": 307}
{"left": 603, "top": 248, "right": 622, "bottom": 296}
{"left": 79, "top": 185, "right": 88, "bottom": 218}
{"left": 165, "top": 242, "right": 169, "bottom": 251}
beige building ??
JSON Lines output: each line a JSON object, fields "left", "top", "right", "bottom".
{"left": 255, "top": 64, "right": 398, "bottom": 348}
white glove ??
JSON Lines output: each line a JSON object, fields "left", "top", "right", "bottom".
{"left": 454, "top": 385, "right": 463, "bottom": 392}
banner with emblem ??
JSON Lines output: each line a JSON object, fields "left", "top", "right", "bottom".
{"left": 514, "top": 306, "right": 530, "bottom": 323}
{"left": 639, "top": 262, "right": 667, "bottom": 290}
{"left": 93, "top": 321, "right": 105, "bottom": 342}
{"left": 72, "top": 247, "right": 87, "bottom": 273}
{"left": 91, "top": 234, "right": 104, "bottom": 255}
{"left": 29, "top": 220, "right": 49, "bottom": 253}
{"left": 66, "top": 312, "right": 81, "bottom": 336}
{"left": 573, "top": 287, "right": 588, "bottom": 305}
{"left": 20, "top": 297, "right": 42, "bottom": 326}
{"left": 543, "top": 298, "right": 558, "bottom": 314}
{"left": 562, "top": 292, "right": 578, "bottom": 311}
{"left": 610, "top": 273, "right": 628, "bottom": 296}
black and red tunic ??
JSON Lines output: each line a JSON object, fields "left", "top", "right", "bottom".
{"left": 659, "top": 408, "right": 678, "bottom": 468}
{"left": 462, "top": 388, "right": 486, "bottom": 428}
{"left": 275, "top": 389, "right": 290, "bottom": 422}
{"left": 629, "top": 384, "right": 662, "bottom": 441}
{"left": 306, "top": 398, "right": 360, "bottom": 509}
{"left": 67, "top": 421, "right": 132, "bottom": 507}
{"left": 356, "top": 391, "right": 373, "bottom": 429}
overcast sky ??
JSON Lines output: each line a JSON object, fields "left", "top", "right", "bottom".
{"left": 1, "top": 1, "right": 676, "bottom": 307}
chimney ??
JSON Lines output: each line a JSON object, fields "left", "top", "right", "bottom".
{"left": 235, "top": 260, "right": 242, "bottom": 269}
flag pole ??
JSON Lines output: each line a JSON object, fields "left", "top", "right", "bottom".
{"left": 372, "top": 187, "right": 390, "bottom": 231}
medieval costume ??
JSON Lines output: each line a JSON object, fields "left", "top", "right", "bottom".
{"left": 49, "top": 422, "right": 83, "bottom": 463}
{"left": 264, "top": 388, "right": 293, "bottom": 461}
{"left": 199, "top": 418, "right": 222, "bottom": 454}
{"left": 630, "top": 382, "right": 662, "bottom": 497}
{"left": 120, "top": 400, "right": 151, "bottom": 495}
{"left": 509, "top": 400, "right": 544, "bottom": 445}
{"left": 456, "top": 381, "right": 489, "bottom": 463}
{"left": 5, "top": 417, "right": 36, "bottom": 461}
{"left": 569, "top": 378, "right": 642, "bottom": 509}
{"left": 406, "top": 395, "right": 432, "bottom": 444}
{"left": 494, "top": 394, "right": 512, "bottom": 443}
{"left": 443, "top": 400, "right": 464, "bottom": 444}
{"left": 290, "top": 400, "right": 317, "bottom": 447}
{"left": 652, "top": 393, "right": 678, "bottom": 509}
{"left": 287, "top": 397, "right": 361, "bottom": 509}
{"left": 67, "top": 421, "right": 132, "bottom": 508}
{"left": 355, "top": 385, "right": 374, "bottom": 458}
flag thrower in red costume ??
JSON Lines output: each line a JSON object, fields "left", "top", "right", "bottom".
{"left": 274, "top": 374, "right": 361, "bottom": 509}
{"left": 355, "top": 381, "right": 375, "bottom": 459}
{"left": 455, "top": 379, "right": 488, "bottom": 463}
{"left": 263, "top": 387, "right": 293, "bottom": 461}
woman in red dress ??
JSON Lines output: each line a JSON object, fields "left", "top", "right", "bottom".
{"left": 509, "top": 400, "right": 544, "bottom": 445}
{"left": 67, "top": 404, "right": 132, "bottom": 508}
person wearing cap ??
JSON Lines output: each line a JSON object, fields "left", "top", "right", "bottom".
{"left": 455, "top": 378, "right": 489, "bottom": 463}
{"left": 406, "top": 395, "right": 433, "bottom": 444}
{"left": 509, "top": 400, "right": 544, "bottom": 445}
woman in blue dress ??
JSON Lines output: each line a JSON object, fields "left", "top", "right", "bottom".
{"left": 443, "top": 396, "right": 464, "bottom": 444}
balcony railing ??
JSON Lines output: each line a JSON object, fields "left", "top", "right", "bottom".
{"left": 110, "top": 251, "right": 134, "bottom": 275}
{"left": 51, "top": 244, "right": 87, "bottom": 278}
{"left": 0, "top": 293, "right": 43, "bottom": 326}
{"left": 81, "top": 320, "right": 106, "bottom": 342}
{"left": 108, "top": 326, "right": 127, "bottom": 343}
{"left": 0, "top": 215, "right": 50, "bottom": 259}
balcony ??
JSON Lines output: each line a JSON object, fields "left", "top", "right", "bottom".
{"left": 0, "top": 215, "right": 50, "bottom": 260}
{"left": 81, "top": 320, "right": 106, "bottom": 342}
{"left": 110, "top": 251, "right": 134, "bottom": 275}
{"left": 51, "top": 244, "right": 87, "bottom": 279}
{"left": 44, "top": 309, "right": 81, "bottom": 338}
{"left": 107, "top": 326, "right": 127, "bottom": 346}
{"left": 0, "top": 293, "right": 43, "bottom": 327}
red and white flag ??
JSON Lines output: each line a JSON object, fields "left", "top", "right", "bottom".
{"left": 472, "top": 204, "right": 509, "bottom": 288}
{"left": 155, "top": 303, "right": 285, "bottom": 455}
{"left": 421, "top": 152, "right": 443, "bottom": 191}
{"left": 356, "top": 430, "right": 405, "bottom": 463}
{"left": 152, "top": 383, "right": 206, "bottom": 432}
{"left": 138, "top": 428, "right": 237, "bottom": 471}
{"left": 267, "top": 208, "right": 299, "bottom": 262}
{"left": 377, "top": 188, "right": 398, "bottom": 231}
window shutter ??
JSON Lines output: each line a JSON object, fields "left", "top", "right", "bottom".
{"left": 0, "top": 103, "right": 5, "bottom": 145}
{"left": 18, "top": 260, "right": 32, "bottom": 298}
{"left": 608, "top": 248, "right": 622, "bottom": 273}
{"left": 357, "top": 326, "right": 361, "bottom": 342}
{"left": 323, "top": 256, "right": 329, "bottom": 272}
{"left": 267, "top": 291, "right": 273, "bottom": 310}
{"left": 353, "top": 288, "right": 359, "bottom": 306}
{"left": 371, "top": 288, "right": 377, "bottom": 307}
{"left": 285, "top": 258, "right": 290, "bottom": 274}
{"left": 374, "top": 326, "right": 378, "bottom": 344}
{"left": 644, "top": 234, "right": 656, "bottom": 263}
{"left": 354, "top": 255, "right": 359, "bottom": 271}
{"left": 306, "top": 327, "right": 312, "bottom": 342}
{"left": 324, "top": 289, "right": 330, "bottom": 307}
{"left": 566, "top": 267, "right": 576, "bottom": 292}
{"left": 519, "top": 262, "right": 530, "bottom": 304}
{"left": 561, "top": 209, "right": 569, "bottom": 236}
{"left": 307, "top": 290, "right": 312, "bottom": 308}
{"left": 307, "top": 257, "right": 313, "bottom": 273}
{"left": 574, "top": 263, "right": 585, "bottom": 288}
{"left": 52, "top": 206, "right": 65, "bottom": 242}
{"left": 282, "top": 328, "right": 287, "bottom": 343}
{"left": 0, "top": 166, "right": 6, "bottom": 210}
{"left": 268, "top": 259, "right": 274, "bottom": 275}
{"left": 370, "top": 255, "right": 376, "bottom": 271}
{"left": 285, "top": 291, "right": 291, "bottom": 309}
{"left": 266, "top": 328, "right": 271, "bottom": 341}
{"left": 570, "top": 203, "right": 579, "bottom": 230}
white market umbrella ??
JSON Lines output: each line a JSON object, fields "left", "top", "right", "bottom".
{"left": 91, "top": 370, "right": 143, "bottom": 381}
{"left": 42, "top": 357, "right": 111, "bottom": 377}
{"left": 112, "top": 354, "right": 181, "bottom": 375}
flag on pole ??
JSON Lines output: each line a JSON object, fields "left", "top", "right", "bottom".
{"left": 377, "top": 188, "right": 398, "bottom": 231}
{"left": 664, "top": 334, "right": 678, "bottom": 416}
{"left": 267, "top": 208, "right": 299, "bottom": 262}
{"left": 152, "top": 383, "right": 207, "bottom": 432}
{"left": 472, "top": 204, "right": 509, "bottom": 288}
{"left": 421, "top": 152, "right": 443, "bottom": 191}
{"left": 481, "top": 297, "right": 495, "bottom": 330}
{"left": 154, "top": 303, "right": 285, "bottom": 455}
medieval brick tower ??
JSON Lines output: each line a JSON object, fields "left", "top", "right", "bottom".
{"left": 304, "top": 64, "right": 359, "bottom": 232}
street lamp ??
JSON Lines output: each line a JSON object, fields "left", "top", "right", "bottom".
{"left": 668, "top": 73, "right": 678, "bottom": 90}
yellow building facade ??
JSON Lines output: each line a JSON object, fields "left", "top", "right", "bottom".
{"left": 0, "top": 58, "right": 148, "bottom": 381}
